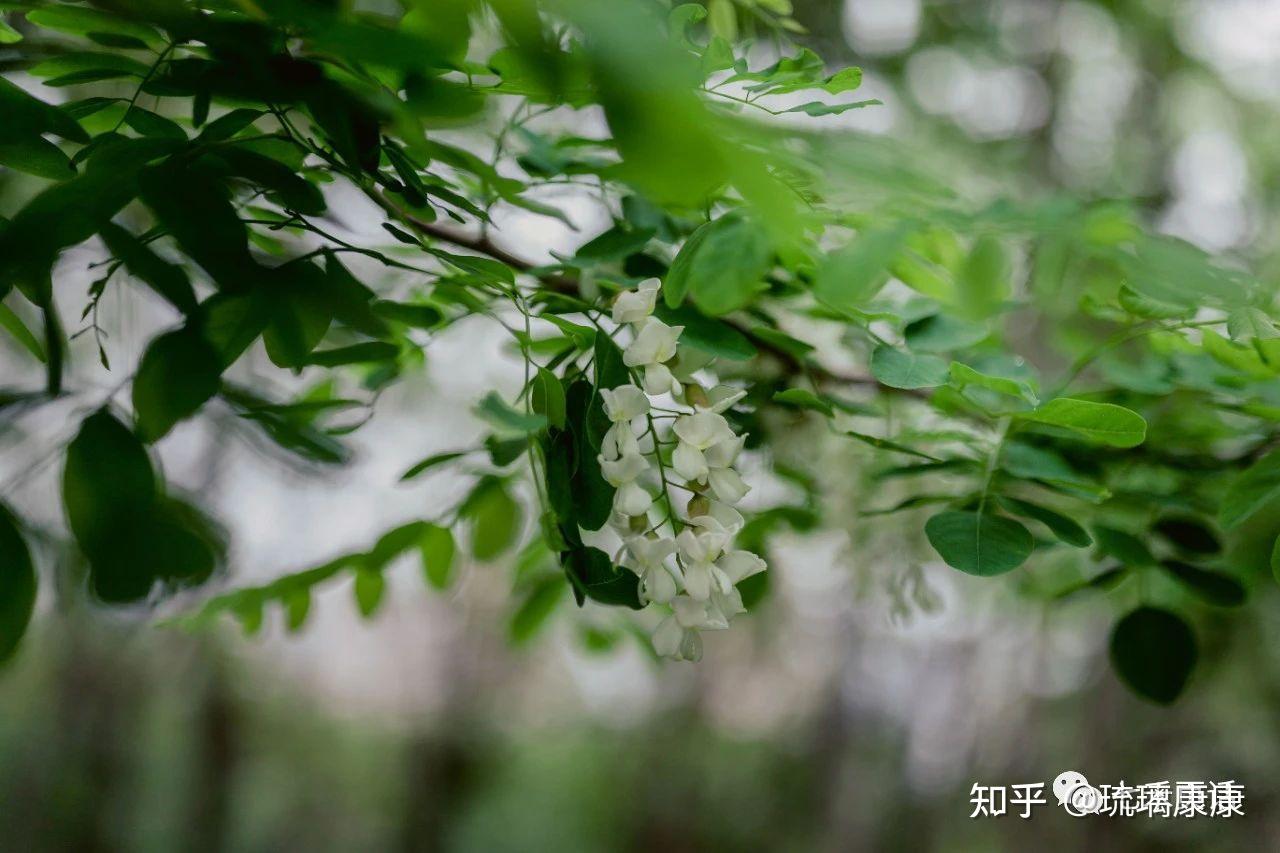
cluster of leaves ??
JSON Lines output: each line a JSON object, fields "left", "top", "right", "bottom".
{"left": 0, "top": 0, "right": 1277, "bottom": 702}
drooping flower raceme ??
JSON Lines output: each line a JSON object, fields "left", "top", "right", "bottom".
{"left": 597, "top": 277, "right": 766, "bottom": 661}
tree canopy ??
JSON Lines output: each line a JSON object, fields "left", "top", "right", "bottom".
{"left": 2, "top": 0, "right": 1279, "bottom": 703}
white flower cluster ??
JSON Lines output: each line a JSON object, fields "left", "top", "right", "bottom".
{"left": 599, "top": 278, "right": 766, "bottom": 661}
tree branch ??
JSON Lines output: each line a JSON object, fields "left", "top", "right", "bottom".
{"left": 368, "top": 191, "right": 915, "bottom": 397}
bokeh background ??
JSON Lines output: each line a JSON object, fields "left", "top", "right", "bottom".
{"left": 3, "top": 0, "right": 1280, "bottom": 849}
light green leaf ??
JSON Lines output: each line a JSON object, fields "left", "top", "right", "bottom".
{"left": 476, "top": 391, "right": 548, "bottom": 435}
{"left": 420, "top": 524, "right": 456, "bottom": 590}
{"left": 1220, "top": 450, "right": 1280, "bottom": 529}
{"left": 1015, "top": 398, "right": 1146, "bottom": 448}
{"left": 353, "top": 569, "right": 385, "bottom": 617}
{"left": 949, "top": 362, "right": 1038, "bottom": 406}
{"left": 813, "top": 224, "right": 910, "bottom": 315}
{"left": 773, "top": 388, "right": 833, "bottom": 416}
{"left": 870, "top": 345, "right": 949, "bottom": 390}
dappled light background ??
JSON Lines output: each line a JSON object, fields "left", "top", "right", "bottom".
{"left": 4, "top": 1, "right": 1280, "bottom": 849}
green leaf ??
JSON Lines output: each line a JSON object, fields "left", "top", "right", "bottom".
{"left": 773, "top": 388, "right": 833, "bottom": 416}
{"left": 869, "top": 345, "right": 949, "bottom": 390}
{"left": 400, "top": 450, "right": 469, "bottom": 481}
{"left": 283, "top": 587, "right": 311, "bottom": 632}
{"left": 123, "top": 107, "right": 186, "bottom": 140}
{"left": 1118, "top": 285, "right": 1192, "bottom": 320}
{"left": 420, "top": 524, "right": 456, "bottom": 590}
{"left": 1093, "top": 525, "right": 1156, "bottom": 566}
{"left": 1159, "top": 560, "right": 1245, "bottom": 607}
{"left": 476, "top": 391, "right": 548, "bottom": 434}
{"left": 781, "top": 99, "right": 880, "bottom": 116}
{"left": 813, "top": 224, "right": 909, "bottom": 315}
{"left": 1152, "top": 516, "right": 1221, "bottom": 555}
{"left": 25, "top": 6, "right": 162, "bottom": 47}
{"left": 949, "top": 362, "right": 1038, "bottom": 406}
{"left": 956, "top": 235, "right": 1009, "bottom": 318}
{"left": 462, "top": 477, "right": 522, "bottom": 561}
{"left": 63, "top": 411, "right": 216, "bottom": 602}
{"left": 372, "top": 300, "right": 442, "bottom": 329}
{"left": 0, "top": 137, "right": 76, "bottom": 180}
{"left": 353, "top": 569, "right": 385, "bottom": 617}
{"left": 0, "top": 75, "right": 90, "bottom": 143}
{"left": 531, "top": 368, "right": 567, "bottom": 430}
{"left": 593, "top": 332, "right": 630, "bottom": 389}
{"left": 0, "top": 303, "right": 46, "bottom": 362}
{"left": 99, "top": 222, "right": 197, "bottom": 313}
{"left": 0, "top": 504, "right": 37, "bottom": 664}
{"left": 903, "top": 313, "right": 988, "bottom": 352}
{"left": 211, "top": 145, "right": 325, "bottom": 215}
{"left": 924, "top": 511, "right": 1034, "bottom": 576}
{"left": 1015, "top": 398, "right": 1147, "bottom": 448}
{"left": 1220, "top": 450, "right": 1280, "bottom": 529}
{"left": 132, "top": 326, "right": 223, "bottom": 441}
{"left": 1227, "top": 307, "right": 1280, "bottom": 342}
{"left": 509, "top": 576, "right": 565, "bottom": 644}
{"left": 1109, "top": 607, "right": 1196, "bottom": 704}
{"left": 997, "top": 496, "right": 1091, "bottom": 547}
{"left": 653, "top": 303, "right": 757, "bottom": 361}
{"left": 562, "top": 545, "right": 642, "bottom": 609}
{"left": 306, "top": 341, "right": 399, "bottom": 366}
{"left": 663, "top": 214, "right": 772, "bottom": 315}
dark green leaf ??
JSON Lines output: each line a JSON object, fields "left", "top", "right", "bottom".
{"left": 99, "top": 222, "right": 197, "bottom": 313}
{"left": 1109, "top": 607, "right": 1196, "bottom": 704}
{"left": 1153, "top": 516, "right": 1221, "bottom": 555}
{"left": 924, "top": 510, "right": 1033, "bottom": 576}
{"left": 1160, "top": 560, "right": 1245, "bottom": 607}
{"left": 132, "top": 326, "right": 223, "bottom": 441}
{"left": 307, "top": 341, "right": 399, "bottom": 367}
{"left": 400, "top": 450, "right": 469, "bottom": 481}
{"left": 0, "top": 504, "right": 37, "bottom": 664}
{"left": 997, "top": 496, "right": 1091, "bottom": 547}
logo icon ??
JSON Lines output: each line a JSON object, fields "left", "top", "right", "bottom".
{"left": 1054, "top": 771, "right": 1103, "bottom": 816}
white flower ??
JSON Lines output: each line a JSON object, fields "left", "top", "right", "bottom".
{"left": 704, "top": 433, "right": 744, "bottom": 469}
{"left": 600, "top": 384, "right": 649, "bottom": 422}
{"left": 613, "top": 481, "right": 652, "bottom": 516}
{"left": 599, "top": 449, "right": 648, "bottom": 486}
{"left": 671, "top": 441, "right": 708, "bottom": 482}
{"left": 642, "top": 363, "right": 680, "bottom": 396}
{"left": 718, "top": 549, "right": 766, "bottom": 584}
{"left": 623, "top": 318, "right": 682, "bottom": 368}
{"left": 698, "top": 385, "right": 747, "bottom": 414}
{"left": 676, "top": 526, "right": 733, "bottom": 600}
{"left": 707, "top": 467, "right": 750, "bottom": 505}
{"left": 709, "top": 586, "right": 745, "bottom": 623}
{"left": 652, "top": 595, "right": 729, "bottom": 660}
{"left": 689, "top": 501, "right": 745, "bottom": 534}
{"left": 673, "top": 411, "right": 735, "bottom": 451}
{"left": 623, "top": 535, "right": 680, "bottom": 604}
{"left": 600, "top": 422, "right": 641, "bottom": 462}
{"left": 611, "top": 278, "right": 661, "bottom": 324}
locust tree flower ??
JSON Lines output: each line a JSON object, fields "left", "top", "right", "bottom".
{"left": 676, "top": 525, "right": 733, "bottom": 600}
{"left": 601, "top": 385, "right": 649, "bottom": 423}
{"left": 622, "top": 535, "right": 680, "bottom": 604}
{"left": 651, "top": 596, "right": 728, "bottom": 661}
{"left": 614, "top": 480, "right": 653, "bottom": 516}
{"left": 611, "top": 278, "right": 661, "bottom": 325}
{"left": 599, "top": 449, "right": 648, "bottom": 486}
{"left": 623, "top": 318, "right": 683, "bottom": 395}
{"left": 600, "top": 422, "right": 641, "bottom": 462}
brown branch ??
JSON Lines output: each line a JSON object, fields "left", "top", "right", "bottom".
{"left": 368, "top": 191, "right": 915, "bottom": 397}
